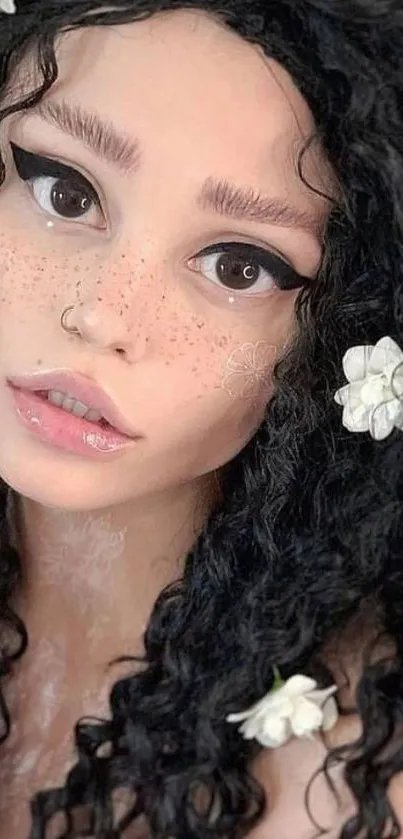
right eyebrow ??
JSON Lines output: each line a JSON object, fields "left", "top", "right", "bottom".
{"left": 30, "top": 98, "right": 141, "bottom": 175}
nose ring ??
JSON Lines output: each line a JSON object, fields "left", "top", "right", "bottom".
{"left": 60, "top": 305, "right": 80, "bottom": 335}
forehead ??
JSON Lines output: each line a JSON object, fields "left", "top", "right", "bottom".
{"left": 10, "top": 9, "right": 330, "bottom": 222}
{"left": 47, "top": 12, "right": 324, "bottom": 187}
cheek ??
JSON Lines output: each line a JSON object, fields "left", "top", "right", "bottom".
{"left": 0, "top": 233, "right": 64, "bottom": 314}
{"left": 153, "top": 327, "right": 278, "bottom": 473}
{"left": 222, "top": 340, "right": 278, "bottom": 400}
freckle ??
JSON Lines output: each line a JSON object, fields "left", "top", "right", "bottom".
{"left": 98, "top": 297, "right": 103, "bottom": 302}
{"left": 36, "top": 358, "right": 43, "bottom": 366}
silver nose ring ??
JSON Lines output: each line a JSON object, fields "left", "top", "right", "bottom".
{"left": 60, "top": 305, "right": 80, "bottom": 335}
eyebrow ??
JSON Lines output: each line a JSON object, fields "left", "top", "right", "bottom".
{"left": 198, "top": 177, "right": 322, "bottom": 235}
{"left": 31, "top": 99, "right": 141, "bottom": 174}
{"left": 28, "top": 100, "right": 321, "bottom": 234}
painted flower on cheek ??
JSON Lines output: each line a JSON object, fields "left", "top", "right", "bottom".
{"left": 222, "top": 341, "right": 277, "bottom": 399}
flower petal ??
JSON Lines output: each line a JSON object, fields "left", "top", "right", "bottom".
{"left": 282, "top": 675, "right": 318, "bottom": 697}
{"left": 368, "top": 399, "right": 401, "bottom": 440}
{"left": 226, "top": 691, "right": 292, "bottom": 724}
{"left": 251, "top": 342, "right": 277, "bottom": 371}
{"left": 238, "top": 716, "right": 267, "bottom": 741}
{"left": 334, "top": 384, "right": 352, "bottom": 407}
{"left": 258, "top": 714, "right": 291, "bottom": 748}
{"left": 321, "top": 696, "right": 339, "bottom": 731}
{"left": 290, "top": 697, "right": 323, "bottom": 738}
{"left": 369, "top": 337, "right": 403, "bottom": 375}
{"left": 390, "top": 363, "right": 403, "bottom": 401}
{"left": 342, "top": 345, "right": 373, "bottom": 382}
{"left": 342, "top": 400, "right": 370, "bottom": 433}
{"left": 308, "top": 685, "right": 338, "bottom": 706}
{"left": 394, "top": 406, "right": 403, "bottom": 430}
{"left": 226, "top": 343, "right": 255, "bottom": 373}
{"left": 0, "top": 0, "right": 16, "bottom": 11}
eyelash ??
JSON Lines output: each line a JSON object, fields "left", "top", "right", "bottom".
{"left": 10, "top": 142, "right": 309, "bottom": 296}
{"left": 191, "top": 242, "right": 308, "bottom": 294}
{"left": 11, "top": 142, "right": 99, "bottom": 201}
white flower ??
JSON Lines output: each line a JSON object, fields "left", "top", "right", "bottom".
{"left": 0, "top": 0, "right": 16, "bottom": 12}
{"left": 334, "top": 336, "right": 403, "bottom": 441}
{"left": 226, "top": 674, "right": 338, "bottom": 749}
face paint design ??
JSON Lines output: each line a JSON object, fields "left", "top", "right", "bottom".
{"left": 222, "top": 341, "right": 278, "bottom": 399}
{"left": 39, "top": 512, "right": 128, "bottom": 610}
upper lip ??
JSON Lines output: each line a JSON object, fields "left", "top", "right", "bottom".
{"left": 7, "top": 370, "right": 140, "bottom": 438}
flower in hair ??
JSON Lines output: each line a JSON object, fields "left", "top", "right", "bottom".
{"left": 334, "top": 336, "right": 403, "bottom": 441}
{"left": 226, "top": 672, "right": 338, "bottom": 748}
{"left": 0, "top": 0, "right": 16, "bottom": 11}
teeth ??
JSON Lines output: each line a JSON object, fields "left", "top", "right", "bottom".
{"left": 47, "top": 390, "right": 104, "bottom": 423}
{"left": 86, "top": 408, "right": 104, "bottom": 422}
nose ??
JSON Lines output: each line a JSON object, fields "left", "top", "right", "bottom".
{"left": 61, "top": 300, "right": 146, "bottom": 363}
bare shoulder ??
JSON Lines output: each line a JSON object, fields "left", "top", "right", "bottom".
{"left": 248, "top": 722, "right": 358, "bottom": 839}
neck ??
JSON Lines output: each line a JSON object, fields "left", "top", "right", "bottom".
{"left": 11, "top": 477, "right": 215, "bottom": 664}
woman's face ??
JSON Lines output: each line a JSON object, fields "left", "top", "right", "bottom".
{"left": 0, "top": 10, "right": 330, "bottom": 511}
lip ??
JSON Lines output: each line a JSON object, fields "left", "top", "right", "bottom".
{"left": 7, "top": 370, "right": 139, "bottom": 438}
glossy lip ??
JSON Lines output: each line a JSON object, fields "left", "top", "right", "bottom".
{"left": 6, "top": 370, "right": 140, "bottom": 439}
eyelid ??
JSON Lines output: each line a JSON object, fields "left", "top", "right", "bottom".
{"left": 195, "top": 241, "right": 310, "bottom": 291}
{"left": 10, "top": 142, "right": 101, "bottom": 205}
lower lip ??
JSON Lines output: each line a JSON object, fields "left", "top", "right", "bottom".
{"left": 8, "top": 385, "right": 137, "bottom": 459}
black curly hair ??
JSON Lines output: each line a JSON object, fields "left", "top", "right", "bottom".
{"left": 0, "top": 1, "right": 403, "bottom": 837}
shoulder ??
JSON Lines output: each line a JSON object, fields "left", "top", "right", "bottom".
{"left": 248, "top": 721, "right": 358, "bottom": 839}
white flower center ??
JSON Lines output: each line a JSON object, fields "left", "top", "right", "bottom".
{"left": 360, "top": 373, "right": 392, "bottom": 406}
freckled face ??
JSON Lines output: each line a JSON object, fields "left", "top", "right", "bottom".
{"left": 0, "top": 11, "right": 330, "bottom": 511}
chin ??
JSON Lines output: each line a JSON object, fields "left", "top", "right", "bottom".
{"left": 0, "top": 442, "right": 129, "bottom": 512}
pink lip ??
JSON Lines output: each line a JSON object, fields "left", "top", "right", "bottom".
{"left": 7, "top": 370, "right": 139, "bottom": 438}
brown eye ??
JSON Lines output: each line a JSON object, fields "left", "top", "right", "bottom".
{"left": 215, "top": 252, "right": 261, "bottom": 290}
{"left": 48, "top": 178, "right": 93, "bottom": 219}
{"left": 33, "top": 176, "right": 96, "bottom": 220}
{"left": 191, "top": 242, "right": 309, "bottom": 295}
{"left": 11, "top": 144, "right": 106, "bottom": 229}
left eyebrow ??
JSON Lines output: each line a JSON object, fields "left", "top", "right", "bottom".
{"left": 197, "top": 177, "right": 323, "bottom": 235}
{"left": 30, "top": 98, "right": 141, "bottom": 174}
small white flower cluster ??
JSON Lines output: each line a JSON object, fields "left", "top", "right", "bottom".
{"left": 0, "top": 0, "right": 16, "bottom": 12}
{"left": 227, "top": 673, "right": 338, "bottom": 749}
{"left": 334, "top": 336, "right": 403, "bottom": 440}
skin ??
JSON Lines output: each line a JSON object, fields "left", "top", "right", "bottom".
{"left": 0, "top": 9, "right": 337, "bottom": 837}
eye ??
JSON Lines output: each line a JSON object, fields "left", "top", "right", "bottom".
{"left": 188, "top": 242, "right": 309, "bottom": 295}
{"left": 10, "top": 143, "right": 106, "bottom": 228}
